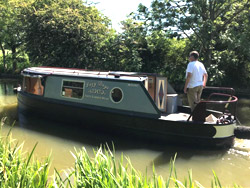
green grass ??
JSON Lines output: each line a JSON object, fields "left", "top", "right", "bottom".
{"left": 0, "top": 121, "right": 52, "bottom": 187}
{"left": 54, "top": 145, "right": 242, "bottom": 188}
{"left": 0, "top": 121, "right": 243, "bottom": 188}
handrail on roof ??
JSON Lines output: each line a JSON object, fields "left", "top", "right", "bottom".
{"left": 22, "top": 67, "right": 154, "bottom": 82}
{"left": 23, "top": 67, "right": 148, "bottom": 77}
{"left": 21, "top": 67, "right": 151, "bottom": 83}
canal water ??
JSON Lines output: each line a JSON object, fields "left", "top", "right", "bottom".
{"left": 1, "top": 79, "right": 250, "bottom": 187}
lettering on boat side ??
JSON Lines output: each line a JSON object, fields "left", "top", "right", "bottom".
{"left": 128, "top": 83, "right": 138, "bottom": 87}
{"left": 85, "top": 81, "right": 110, "bottom": 101}
{"left": 85, "top": 94, "right": 109, "bottom": 100}
{"left": 88, "top": 89, "right": 106, "bottom": 95}
{"left": 86, "top": 81, "right": 109, "bottom": 90}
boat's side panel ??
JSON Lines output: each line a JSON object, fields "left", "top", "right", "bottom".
{"left": 213, "top": 124, "right": 236, "bottom": 138}
{"left": 44, "top": 76, "right": 160, "bottom": 118}
{"left": 18, "top": 91, "right": 234, "bottom": 148}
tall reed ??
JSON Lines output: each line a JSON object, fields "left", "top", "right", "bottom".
{"left": 53, "top": 144, "right": 240, "bottom": 188}
{"left": 0, "top": 119, "right": 52, "bottom": 188}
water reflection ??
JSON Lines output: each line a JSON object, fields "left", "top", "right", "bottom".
{"left": 151, "top": 146, "right": 228, "bottom": 167}
{"left": 0, "top": 79, "right": 18, "bottom": 123}
{"left": 1, "top": 79, "right": 250, "bottom": 187}
{"left": 237, "top": 98, "right": 250, "bottom": 126}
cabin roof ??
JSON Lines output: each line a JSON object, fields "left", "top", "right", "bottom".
{"left": 22, "top": 67, "right": 148, "bottom": 82}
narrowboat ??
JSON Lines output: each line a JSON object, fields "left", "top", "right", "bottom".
{"left": 17, "top": 67, "right": 238, "bottom": 148}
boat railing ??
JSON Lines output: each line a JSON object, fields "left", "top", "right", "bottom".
{"left": 187, "top": 87, "right": 238, "bottom": 122}
{"left": 205, "top": 86, "right": 235, "bottom": 96}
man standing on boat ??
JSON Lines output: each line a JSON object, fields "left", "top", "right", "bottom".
{"left": 184, "top": 51, "right": 208, "bottom": 112}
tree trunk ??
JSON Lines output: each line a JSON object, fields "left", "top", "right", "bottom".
{"left": 205, "top": 48, "right": 212, "bottom": 66}
{"left": 4, "top": 82, "right": 7, "bottom": 95}
{"left": 0, "top": 41, "right": 6, "bottom": 72}
{"left": 11, "top": 46, "right": 17, "bottom": 73}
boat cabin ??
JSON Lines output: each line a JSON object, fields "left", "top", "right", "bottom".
{"left": 21, "top": 67, "right": 179, "bottom": 118}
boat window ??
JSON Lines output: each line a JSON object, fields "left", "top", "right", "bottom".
{"left": 23, "top": 76, "right": 44, "bottom": 95}
{"left": 110, "top": 87, "right": 123, "bottom": 103}
{"left": 62, "top": 80, "right": 84, "bottom": 99}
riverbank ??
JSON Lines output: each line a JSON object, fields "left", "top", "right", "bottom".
{"left": 0, "top": 73, "right": 22, "bottom": 79}
{"left": 235, "top": 88, "right": 250, "bottom": 98}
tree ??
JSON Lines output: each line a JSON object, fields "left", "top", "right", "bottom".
{"left": 96, "top": 32, "right": 124, "bottom": 71}
{"left": 136, "top": 0, "right": 250, "bottom": 64}
{"left": 118, "top": 18, "right": 187, "bottom": 85}
{"left": 214, "top": 7, "right": 250, "bottom": 87}
{"left": 24, "top": 0, "right": 112, "bottom": 68}
{"left": 118, "top": 19, "right": 145, "bottom": 72}
{"left": 0, "top": 41, "right": 6, "bottom": 71}
{"left": 0, "top": 0, "right": 29, "bottom": 72}
{"left": 118, "top": 18, "right": 171, "bottom": 73}
{"left": 134, "top": 0, "right": 250, "bottom": 87}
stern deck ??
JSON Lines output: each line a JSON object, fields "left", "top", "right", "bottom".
{"left": 160, "top": 112, "right": 190, "bottom": 122}
{"left": 159, "top": 111, "right": 222, "bottom": 125}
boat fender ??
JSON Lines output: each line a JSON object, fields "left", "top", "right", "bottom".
{"left": 13, "top": 84, "right": 21, "bottom": 94}
{"left": 234, "top": 126, "right": 250, "bottom": 139}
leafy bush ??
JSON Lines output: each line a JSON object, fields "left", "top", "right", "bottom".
{"left": 0, "top": 51, "right": 31, "bottom": 74}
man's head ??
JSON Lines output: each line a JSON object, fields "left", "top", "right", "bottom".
{"left": 189, "top": 51, "right": 199, "bottom": 61}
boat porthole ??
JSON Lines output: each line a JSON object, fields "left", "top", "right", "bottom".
{"left": 110, "top": 87, "right": 123, "bottom": 103}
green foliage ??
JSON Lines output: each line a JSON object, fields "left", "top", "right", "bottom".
{"left": 23, "top": 0, "right": 112, "bottom": 69}
{"left": 96, "top": 33, "right": 124, "bottom": 71}
{"left": 214, "top": 8, "right": 250, "bottom": 87}
{"left": 54, "top": 146, "right": 186, "bottom": 187}
{"left": 0, "top": 121, "right": 52, "bottom": 187}
{"left": 141, "top": 0, "right": 250, "bottom": 61}
{"left": 119, "top": 20, "right": 187, "bottom": 84}
{"left": 53, "top": 145, "right": 240, "bottom": 188}
{"left": 133, "top": 0, "right": 250, "bottom": 88}
{"left": 1, "top": 0, "right": 250, "bottom": 88}
{"left": 119, "top": 19, "right": 145, "bottom": 72}
{"left": 153, "top": 35, "right": 187, "bottom": 85}
{"left": 0, "top": 0, "right": 31, "bottom": 73}
{"left": 0, "top": 50, "right": 31, "bottom": 74}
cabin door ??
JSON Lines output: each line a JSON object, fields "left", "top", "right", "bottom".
{"left": 155, "top": 77, "right": 167, "bottom": 112}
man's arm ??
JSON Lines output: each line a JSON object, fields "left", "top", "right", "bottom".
{"left": 203, "top": 73, "right": 208, "bottom": 88}
{"left": 184, "top": 72, "right": 192, "bottom": 93}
